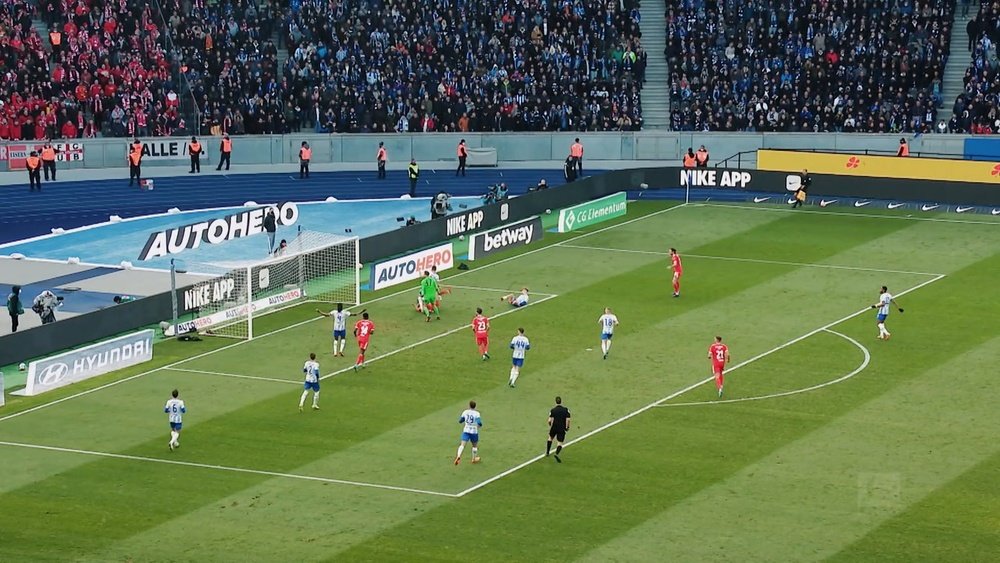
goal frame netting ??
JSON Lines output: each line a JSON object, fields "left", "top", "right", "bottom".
{"left": 170, "top": 231, "right": 360, "bottom": 340}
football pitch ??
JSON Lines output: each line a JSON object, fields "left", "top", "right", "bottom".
{"left": 2, "top": 201, "right": 999, "bottom": 562}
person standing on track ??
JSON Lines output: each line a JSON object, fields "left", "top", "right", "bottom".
{"left": 299, "top": 141, "right": 312, "bottom": 179}
{"left": 408, "top": 158, "right": 420, "bottom": 196}
{"left": 40, "top": 140, "right": 59, "bottom": 181}
{"left": 188, "top": 136, "right": 203, "bottom": 173}
{"left": 128, "top": 139, "right": 143, "bottom": 186}
{"left": 570, "top": 138, "right": 584, "bottom": 175}
{"left": 26, "top": 151, "right": 42, "bottom": 191}
{"left": 376, "top": 141, "right": 387, "bottom": 179}
{"left": 546, "top": 396, "right": 571, "bottom": 463}
{"left": 456, "top": 139, "right": 468, "bottom": 176}
{"left": 216, "top": 134, "right": 232, "bottom": 171}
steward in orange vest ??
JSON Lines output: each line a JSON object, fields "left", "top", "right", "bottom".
{"left": 128, "top": 139, "right": 143, "bottom": 186}
{"left": 216, "top": 134, "right": 232, "bottom": 170}
{"left": 695, "top": 145, "right": 709, "bottom": 167}
{"left": 26, "top": 151, "right": 42, "bottom": 191}
{"left": 456, "top": 139, "right": 468, "bottom": 177}
{"left": 299, "top": 141, "right": 312, "bottom": 179}
{"left": 897, "top": 138, "right": 909, "bottom": 157}
{"left": 570, "top": 138, "right": 584, "bottom": 175}
{"left": 188, "top": 136, "right": 203, "bottom": 173}
{"left": 40, "top": 142, "right": 59, "bottom": 181}
{"left": 377, "top": 141, "right": 387, "bottom": 179}
{"left": 682, "top": 148, "right": 696, "bottom": 168}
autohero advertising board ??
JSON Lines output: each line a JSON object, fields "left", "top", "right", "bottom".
{"left": 369, "top": 243, "right": 455, "bottom": 290}
{"left": 139, "top": 202, "right": 299, "bottom": 260}
{"left": 468, "top": 216, "right": 543, "bottom": 261}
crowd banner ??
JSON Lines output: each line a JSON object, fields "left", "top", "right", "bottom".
{"left": 757, "top": 149, "right": 1000, "bottom": 184}
{"left": 6, "top": 142, "right": 86, "bottom": 170}
{"left": 128, "top": 139, "right": 207, "bottom": 161}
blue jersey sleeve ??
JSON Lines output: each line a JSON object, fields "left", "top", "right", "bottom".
{"left": 181, "top": 407, "right": 187, "bottom": 413}
{"left": 163, "top": 407, "right": 169, "bottom": 413}
{"left": 458, "top": 415, "right": 465, "bottom": 423}
{"left": 525, "top": 344, "right": 531, "bottom": 350}
{"left": 476, "top": 417, "right": 482, "bottom": 426}
{"left": 510, "top": 343, "right": 515, "bottom": 349}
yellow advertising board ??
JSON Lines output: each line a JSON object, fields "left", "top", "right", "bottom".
{"left": 757, "top": 149, "right": 1000, "bottom": 183}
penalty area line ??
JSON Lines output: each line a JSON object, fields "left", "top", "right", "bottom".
{"left": 455, "top": 273, "right": 945, "bottom": 498}
{"left": 0, "top": 440, "right": 458, "bottom": 498}
{"left": 162, "top": 368, "right": 300, "bottom": 385}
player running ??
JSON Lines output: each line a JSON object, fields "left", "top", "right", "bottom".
{"left": 670, "top": 248, "right": 683, "bottom": 297}
{"left": 472, "top": 307, "right": 491, "bottom": 360}
{"left": 598, "top": 307, "right": 620, "bottom": 360}
{"left": 871, "top": 285, "right": 903, "bottom": 340}
{"left": 298, "top": 352, "right": 321, "bottom": 412}
{"left": 164, "top": 389, "right": 186, "bottom": 451}
{"left": 501, "top": 287, "right": 530, "bottom": 308}
{"left": 316, "top": 303, "right": 363, "bottom": 357}
{"left": 708, "top": 336, "right": 730, "bottom": 398}
{"left": 420, "top": 271, "right": 440, "bottom": 321}
{"left": 353, "top": 312, "right": 375, "bottom": 371}
{"left": 455, "top": 400, "right": 482, "bottom": 465}
{"left": 508, "top": 328, "right": 530, "bottom": 388}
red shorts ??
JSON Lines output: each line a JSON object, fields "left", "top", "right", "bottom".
{"left": 476, "top": 335, "right": 489, "bottom": 346}
{"left": 358, "top": 339, "right": 370, "bottom": 351}
{"left": 673, "top": 269, "right": 683, "bottom": 276}
{"left": 712, "top": 364, "right": 725, "bottom": 376}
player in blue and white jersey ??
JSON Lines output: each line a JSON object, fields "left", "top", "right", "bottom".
{"left": 298, "top": 352, "right": 321, "bottom": 411}
{"left": 870, "top": 285, "right": 903, "bottom": 340}
{"left": 164, "top": 389, "right": 186, "bottom": 451}
{"left": 508, "top": 328, "right": 531, "bottom": 388}
{"left": 454, "top": 400, "right": 483, "bottom": 465}
{"left": 501, "top": 287, "right": 530, "bottom": 308}
{"left": 317, "top": 303, "right": 363, "bottom": 357}
{"left": 598, "top": 307, "right": 620, "bottom": 360}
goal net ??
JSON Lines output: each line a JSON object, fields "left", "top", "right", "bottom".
{"left": 169, "top": 230, "right": 359, "bottom": 339}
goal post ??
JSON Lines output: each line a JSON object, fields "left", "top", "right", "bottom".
{"left": 168, "top": 230, "right": 360, "bottom": 339}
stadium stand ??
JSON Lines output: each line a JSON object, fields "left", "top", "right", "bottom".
{"left": 665, "top": 0, "right": 955, "bottom": 133}
{"left": 952, "top": 3, "right": 1000, "bottom": 133}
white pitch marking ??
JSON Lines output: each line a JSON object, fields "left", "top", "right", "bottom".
{"left": 163, "top": 368, "right": 300, "bottom": 385}
{"left": 445, "top": 284, "right": 557, "bottom": 297}
{"left": 559, "top": 244, "right": 945, "bottom": 277}
{"left": 0, "top": 440, "right": 458, "bottom": 498}
{"left": 0, "top": 203, "right": 687, "bottom": 425}
{"left": 657, "top": 328, "right": 871, "bottom": 407}
{"left": 690, "top": 202, "right": 1000, "bottom": 226}
{"left": 455, "top": 274, "right": 945, "bottom": 497}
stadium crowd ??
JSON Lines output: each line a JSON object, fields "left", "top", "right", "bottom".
{"left": 665, "top": 0, "right": 955, "bottom": 133}
{"left": 953, "top": 2, "right": 1000, "bottom": 133}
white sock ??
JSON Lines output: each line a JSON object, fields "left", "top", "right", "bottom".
{"left": 338, "top": 339, "right": 346, "bottom": 353}
{"left": 472, "top": 447, "right": 478, "bottom": 458}
{"left": 299, "top": 390, "right": 309, "bottom": 407}
{"left": 878, "top": 323, "right": 887, "bottom": 336}
{"left": 457, "top": 444, "right": 465, "bottom": 458}
{"left": 170, "top": 431, "right": 179, "bottom": 444}
{"left": 312, "top": 390, "right": 320, "bottom": 406}
{"left": 510, "top": 368, "right": 520, "bottom": 385}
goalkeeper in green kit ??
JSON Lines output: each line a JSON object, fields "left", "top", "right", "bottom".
{"left": 420, "top": 271, "right": 440, "bottom": 322}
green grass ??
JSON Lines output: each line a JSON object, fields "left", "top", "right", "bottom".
{"left": 1, "top": 201, "right": 999, "bottom": 562}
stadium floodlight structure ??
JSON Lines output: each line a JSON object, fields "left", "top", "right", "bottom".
{"left": 168, "top": 230, "right": 360, "bottom": 339}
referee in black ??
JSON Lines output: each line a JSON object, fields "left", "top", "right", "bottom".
{"left": 546, "top": 396, "right": 571, "bottom": 463}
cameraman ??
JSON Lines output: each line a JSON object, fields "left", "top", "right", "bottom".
{"left": 529, "top": 179, "right": 548, "bottom": 192}
{"left": 32, "top": 290, "right": 63, "bottom": 325}
{"left": 431, "top": 192, "right": 452, "bottom": 219}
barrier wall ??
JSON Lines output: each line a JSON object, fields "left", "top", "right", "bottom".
{"left": 757, "top": 149, "right": 1000, "bottom": 183}
{"left": 0, "top": 132, "right": 983, "bottom": 169}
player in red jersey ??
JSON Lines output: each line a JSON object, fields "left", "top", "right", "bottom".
{"left": 670, "top": 248, "right": 682, "bottom": 297}
{"left": 471, "top": 307, "right": 491, "bottom": 360}
{"left": 708, "top": 335, "right": 730, "bottom": 398}
{"left": 353, "top": 312, "right": 375, "bottom": 371}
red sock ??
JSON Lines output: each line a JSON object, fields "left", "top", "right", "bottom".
{"left": 715, "top": 373, "right": 724, "bottom": 390}
{"left": 673, "top": 280, "right": 680, "bottom": 293}
{"left": 356, "top": 353, "right": 364, "bottom": 365}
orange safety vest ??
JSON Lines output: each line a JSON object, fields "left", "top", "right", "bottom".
{"left": 377, "top": 147, "right": 386, "bottom": 161}
{"left": 221, "top": 138, "right": 232, "bottom": 152}
{"left": 189, "top": 142, "right": 201, "bottom": 155}
{"left": 898, "top": 143, "right": 909, "bottom": 157}
{"left": 129, "top": 150, "right": 142, "bottom": 165}
{"left": 695, "top": 149, "right": 708, "bottom": 164}
{"left": 682, "top": 154, "right": 696, "bottom": 168}
{"left": 300, "top": 147, "right": 312, "bottom": 160}
{"left": 26, "top": 156, "right": 41, "bottom": 169}
{"left": 41, "top": 147, "right": 56, "bottom": 161}
{"left": 457, "top": 144, "right": 467, "bottom": 157}
{"left": 49, "top": 31, "right": 61, "bottom": 46}
{"left": 570, "top": 142, "right": 583, "bottom": 158}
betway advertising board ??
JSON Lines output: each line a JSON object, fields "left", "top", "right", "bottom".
{"left": 370, "top": 243, "right": 454, "bottom": 290}
{"left": 557, "top": 192, "right": 627, "bottom": 233}
{"left": 468, "top": 216, "right": 543, "bottom": 261}
{"left": 14, "top": 330, "right": 154, "bottom": 397}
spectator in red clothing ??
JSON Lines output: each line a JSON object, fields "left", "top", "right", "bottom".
{"left": 60, "top": 119, "right": 77, "bottom": 139}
